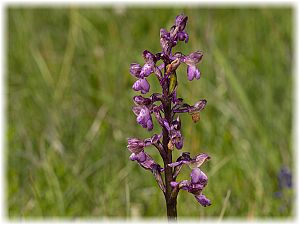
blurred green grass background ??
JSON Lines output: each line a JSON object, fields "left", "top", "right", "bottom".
{"left": 7, "top": 6, "right": 293, "bottom": 219}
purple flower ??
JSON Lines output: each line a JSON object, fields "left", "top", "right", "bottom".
{"left": 170, "top": 168, "right": 211, "bottom": 207}
{"left": 127, "top": 138, "right": 146, "bottom": 154}
{"left": 182, "top": 51, "right": 203, "bottom": 81}
{"left": 128, "top": 14, "right": 211, "bottom": 215}
{"left": 130, "top": 63, "right": 142, "bottom": 78}
{"left": 132, "top": 78, "right": 150, "bottom": 94}
{"left": 132, "top": 105, "right": 153, "bottom": 130}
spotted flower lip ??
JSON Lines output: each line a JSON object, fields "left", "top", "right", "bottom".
{"left": 132, "top": 78, "right": 150, "bottom": 94}
{"left": 132, "top": 105, "right": 153, "bottom": 131}
{"left": 187, "top": 65, "right": 200, "bottom": 81}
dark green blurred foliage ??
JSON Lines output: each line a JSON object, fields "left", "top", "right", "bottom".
{"left": 7, "top": 6, "right": 293, "bottom": 219}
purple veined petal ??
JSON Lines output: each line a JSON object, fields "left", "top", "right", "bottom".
{"left": 175, "top": 14, "right": 188, "bottom": 31}
{"left": 127, "top": 138, "right": 145, "bottom": 154}
{"left": 183, "top": 51, "right": 203, "bottom": 65}
{"left": 188, "top": 153, "right": 211, "bottom": 169}
{"left": 130, "top": 63, "right": 142, "bottom": 78}
{"left": 140, "top": 63, "right": 153, "bottom": 78}
{"left": 132, "top": 106, "right": 142, "bottom": 116}
{"left": 143, "top": 50, "right": 156, "bottom": 63}
{"left": 133, "top": 95, "right": 152, "bottom": 105}
{"left": 195, "top": 153, "right": 210, "bottom": 166}
{"left": 189, "top": 99, "right": 207, "bottom": 113}
{"left": 187, "top": 65, "right": 200, "bottom": 81}
{"left": 132, "top": 79, "right": 141, "bottom": 91}
{"left": 194, "top": 194, "right": 211, "bottom": 207}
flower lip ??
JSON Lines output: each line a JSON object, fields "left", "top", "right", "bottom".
{"left": 187, "top": 65, "right": 200, "bottom": 81}
{"left": 133, "top": 105, "right": 153, "bottom": 131}
{"left": 132, "top": 78, "right": 150, "bottom": 94}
